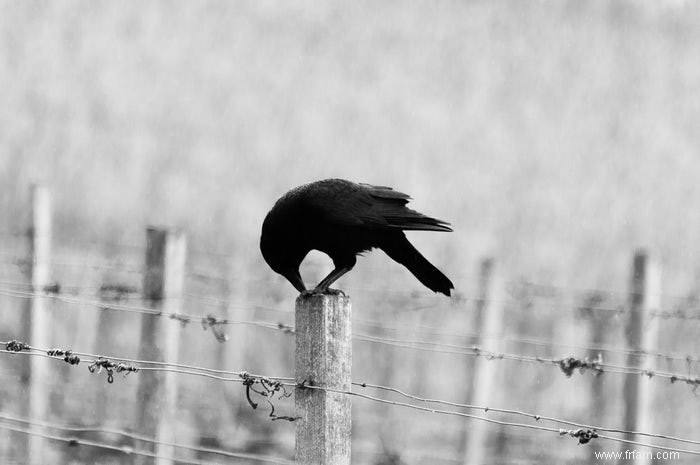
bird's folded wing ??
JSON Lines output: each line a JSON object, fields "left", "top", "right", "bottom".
{"left": 307, "top": 183, "right": 452, "bottom": 232}
{"left": 363, "top": 184, "right": 452, "bottom": 232}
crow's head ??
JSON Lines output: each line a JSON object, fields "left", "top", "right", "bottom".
{"left": 260, "top": 211, "right": 307, "bottom": 293}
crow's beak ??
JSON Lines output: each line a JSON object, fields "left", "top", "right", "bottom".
{"left": 284, "top": 270, "right": 306, "bottom": 294}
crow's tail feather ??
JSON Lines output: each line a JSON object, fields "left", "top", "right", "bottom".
{"left": 381, "top": 234, "right": 454, "bottom": 296}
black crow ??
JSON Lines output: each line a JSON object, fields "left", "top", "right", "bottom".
{"left": 260, "top": 179, "right": 454, "bottom": 296}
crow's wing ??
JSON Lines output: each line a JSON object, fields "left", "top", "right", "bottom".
{"left": 361, "top": 184, "right": 452, "bottom": 232}
{"left": 305, "top": 180, "right": 451, "bottom": 232}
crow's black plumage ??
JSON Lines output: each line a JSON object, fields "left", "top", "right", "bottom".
{"left": 260, "top": 179, "right": 454, "bottom": 296}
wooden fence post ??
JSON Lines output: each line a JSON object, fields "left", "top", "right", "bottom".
{"left": 25, "top": 185, "right": 52, "bottom": 465}
{"left": 621, "top": 250, "right": 661, "bottom": 464}
{"left": 295, "top": 294, "right": 352, "bottom": 465}
{"left": 580, "top": 292, "right": 609, "bottom": 459}
{"left": 135, "top": 228, "right": 186, "bottom": 465}
{"left": 465, "top": 258, "right": 505, "bottom": 465}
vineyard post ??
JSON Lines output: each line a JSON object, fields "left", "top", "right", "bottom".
{"left": 581, "top": 292, "right": 610, "bottom": 458}
{"left": 135, "top": 228, "right": 186, "bottom": 465}
{"left": 465, "top": 258, "right": 505, "bottom": 465}
{"left": 295, "top": 293, "right": 352, "bottom": 465}
{"left": 25, "top": 185, "right": 52, "bottom": 465}
{"left": 622, "top": 250, "right": 661, "bottom": 465}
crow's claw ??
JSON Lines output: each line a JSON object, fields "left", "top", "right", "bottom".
{"left": 322, "top": 288, "right": 346, "bottom": 297}
{"left": 301, "top": 288, "right": 347, "bottom": 298}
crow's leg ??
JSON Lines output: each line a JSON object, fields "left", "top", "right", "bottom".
{"left": 313, "top": 266, "right": 352, "bottom": 294}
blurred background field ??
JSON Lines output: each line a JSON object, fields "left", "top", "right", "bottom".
{"left": 1, "top": 1, "right": 700, "bottom": 464}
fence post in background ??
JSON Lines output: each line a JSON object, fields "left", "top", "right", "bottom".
{"left": 135, "top": 228, "right": 187, "bottom": 465}
{"left": 621, "top": 250, "right": 661, "bottom": 465}
{"left": 465, "top": 258, "right": 505, "bottom": 465}
{"left": 24, "top": 185, "right": 52, "bottom": 465}
{"left": 295, "top": 294, "right": 352, "bottom": 465}
{"left": 580, "top": 292, "right": 609, "bottom": 459}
